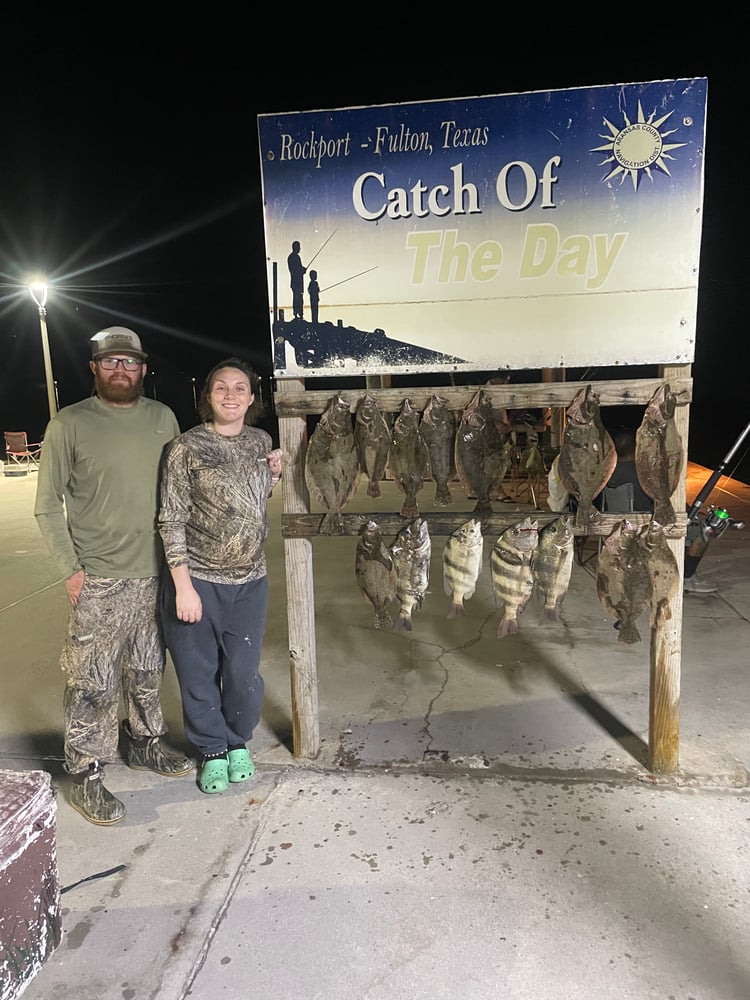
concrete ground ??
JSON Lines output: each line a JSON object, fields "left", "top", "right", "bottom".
{"left": 1, "top": 461, "right": 749, "bottom": 1000}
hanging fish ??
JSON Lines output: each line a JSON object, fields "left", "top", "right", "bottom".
{"left": 635, "top": 383, "right": 684, "bottom": 526}
{"left": 558, "top": 385, "right": 617, "bottom": 530}
{"left": 637, "top": 520, "right": 680, "bottom": 628}
{"left": 596, "top": 519, "right": 651, "bottom": 644}
{"left": 390, "top": 517, "right": 431, "bottom": 632}
{"left": 442, "top": 518, "right": 483, "bottom": 618}
{"left": 455, "top": 389, "right": 504, "bottom": 515}
{"left": 305, "top": 395, "right": 360, "bottom": 535}
{"left": 355, "top": 520, "right": 397, "bottom": 629}
{"left": 532, "top": 515, "right": 574, "bottom": 624}
{"left": 354, "top": 393, "right": 391, "bottom": 500}
{"left": 421, "top": 394, "right": 456, "bottom": 506}
{"left": 486, "top": 438, "right": 513, "bottom": 502}
{"left": 490, "top": 516, "right": 539, "bottom": 638}
{"left": 388, "top": 399, "right": 430, "bottom": 519}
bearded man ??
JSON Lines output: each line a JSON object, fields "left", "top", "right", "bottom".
{"left": 35, "top": 327, "right": 193, "bottom": 826}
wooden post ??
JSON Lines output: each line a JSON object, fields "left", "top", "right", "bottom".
{"left": 276, "top": 378, "right": 320, "bottom": 758}
{"left": 648, "top": 362, "right": 690, "bottom": 773}
{"left": 542, "top": 368, "right": 565, "bottom": 451}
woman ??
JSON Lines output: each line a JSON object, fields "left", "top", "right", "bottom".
{"left": 158, "top": 358, "right": 283, "bottom": 793}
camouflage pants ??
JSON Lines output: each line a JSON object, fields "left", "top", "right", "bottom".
{"left": 60, "top": 576, "right": 167, "bottom": 774}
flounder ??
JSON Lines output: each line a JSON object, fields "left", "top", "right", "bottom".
{"left": 389, "top": 399, "right": 430, "bottom": 519}
{"left": 596, "top": 519, "right": 651, "bottom": 644}
{"left": 635, "top": 383, "right": 684, "bottom": 526}
{"left": 354, "top": 393, "right": 391, "bottom": 500}
{"left": 558, "top": 385, "right": 617, "bottom": 530}
{"left": 355, "top": 520, "right": 397, "bottom": 629}
{"left": 305, "top": 395, "right": 359, "bottom": 535}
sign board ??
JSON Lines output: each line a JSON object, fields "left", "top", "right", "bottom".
{"left": 258, "top": 78, "right": 708, "bottom": 377}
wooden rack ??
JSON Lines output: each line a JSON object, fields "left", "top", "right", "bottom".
{"left": 274, "top": 363, "right": 692, "bottom": 773}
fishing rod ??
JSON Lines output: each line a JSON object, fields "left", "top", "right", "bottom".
{"left": 687, "top": 417, "right": 750, "bottom": 531}
{"left": 305, "top": 229, "right": 337, "bottom": 269}
{"left": 321, "top": 266, "right": 378, "bottom": 293}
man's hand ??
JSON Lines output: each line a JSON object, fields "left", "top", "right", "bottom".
{"left": 65, "top": 570, "right": 85, "bottom": 606}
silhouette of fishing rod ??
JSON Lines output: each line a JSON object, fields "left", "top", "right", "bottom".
{"left": 321, "top": 266, "right": 378, "bottom": 293}
{"left": 305, "top": 229, "right": 337, "bottom": 269}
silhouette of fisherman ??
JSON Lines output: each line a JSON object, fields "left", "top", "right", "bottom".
{"left": 307, "top": 269, "right": 320, "bottom": 325}
{"left": 287, "top": 240, "right": 306, "bottom": 319}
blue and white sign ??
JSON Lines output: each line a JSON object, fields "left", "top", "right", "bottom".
{"left": 257, "top": 78, "right": 708, "bottom": 377}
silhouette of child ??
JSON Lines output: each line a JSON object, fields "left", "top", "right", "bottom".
{"left": 308, "top": 269, "right": 320, "bottom": 325}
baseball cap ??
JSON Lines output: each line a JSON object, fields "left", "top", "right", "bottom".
{"left": 90, "top": 327, "right": 147, "bottom": 360}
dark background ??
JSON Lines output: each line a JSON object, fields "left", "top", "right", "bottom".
{"left": 1, "top": 30, "right": 747, "bottom": 486}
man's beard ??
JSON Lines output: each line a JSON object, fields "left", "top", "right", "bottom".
{"left": 95, "top": 371, "right": 144, "bottom": 405}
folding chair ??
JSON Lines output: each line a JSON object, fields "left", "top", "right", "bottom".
{"left": 4, "top": 431, "right": 43, "bottom": 472}
{"left": 601, "top": 482, "right": 635, "bottom": 513}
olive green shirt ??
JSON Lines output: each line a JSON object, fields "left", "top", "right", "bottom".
{"left": 34, "top": 395, "right": 180, "bottom": 579}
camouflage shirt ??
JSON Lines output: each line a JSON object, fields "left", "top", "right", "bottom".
{"left": 158, "top": 423, "right": 273, "bottom": 585}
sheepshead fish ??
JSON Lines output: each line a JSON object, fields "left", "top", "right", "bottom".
{"left": 443, "top": 518, "right": 483, "bottom": 618}
{"left": 490, "top": 516, "right": 539, "bottom": 638}
{"left": 390, "top": 517, "right": 431, "bottom": 632}
{"left": 305, "top": 395, "right": 359, "bottom": 535}
{"left": 355, "top": 520, "right": 397, "bottom": 629}
{"left": 635, "top": 383, "right": 684, "bottom": 526}
{"left": 354, "top": 393, "right": 391, "bottom": 500}
{"left": 455, "top": 389, "right": 504, "bottom": 514}
{"left": 532, "top": 515, "right": 574, "bottom": 624}
{"left": 596, "top": 519, "right": 651, "bottom": 644}
{"left": 637, "top": 520, "right": 680, "bottom": 628}
{"left": 421, "top": 394, "right": 456, "bottom": 506}
{"left": 389, "top": 399, "right": 430, "bottom": 519}
{"left": 558, "top": 385, "right": 617, "bottom": 530}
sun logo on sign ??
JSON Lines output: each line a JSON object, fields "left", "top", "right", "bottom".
{"left": 591, "top": 100, "right": 687, "bottom": 191}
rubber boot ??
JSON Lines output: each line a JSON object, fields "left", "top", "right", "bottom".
{"left": 69, "top": 762, "right": 126, "bottom": 826}
{"left": 124, "top": 721, "right": 193, "bottom": 777}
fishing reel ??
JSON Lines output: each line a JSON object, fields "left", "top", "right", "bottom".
{"left": 693, "top": 504, "right": 745, "bottom": 540}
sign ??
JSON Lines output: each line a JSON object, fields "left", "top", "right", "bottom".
{"left": 257, "top": 78, "right": 708, "bottom": 377}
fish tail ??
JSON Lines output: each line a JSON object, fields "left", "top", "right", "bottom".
{"left": 447, "top": 601, "right": 464, "bottom": 619}
{"left": 320, "top": 511, "right": 344, "bottom": 535}
{"left": 435, "top": 485, "right": 453, "bottom": 506}
{"left": 654, "top": 501, "right": 676, "bottom": 525}
{"left": 496, "top": 617, "right": 518, "bottom": 639}
{"left": 574, "top": 505, "right": 590, "bottom": 530}
{"left": 394, "top": 613, "right": 413, "bottom": 632}
{"left": 374, "top": 609, "right": 393, "bottom": 630}
{"left": 473, "top": 498, "right": 492, "bottom": 515}
{"left": 539, "top": 605, "right": 559, "bottom": 625}
{"left": 367, "top": 481, "right": 382, "bottom": 499}
{"left": 617, "top": 620, "right": 641, "bottom": 644}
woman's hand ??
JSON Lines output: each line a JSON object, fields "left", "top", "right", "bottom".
{"left": 175, "top": 584, "right": 203, "bottom": 623}
{"left": 266, "top": 448, "right": 283, "bottom": 479}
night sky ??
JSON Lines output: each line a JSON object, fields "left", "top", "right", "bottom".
{"left": 1, "top": 33, "right": 747, "bottom": 486}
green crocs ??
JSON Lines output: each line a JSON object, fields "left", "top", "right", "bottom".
{"left": 199, "top": 756, "right": 229, "bottom": 794}
{"left": 227, "top": 748, "right": 255, "bottom": 783}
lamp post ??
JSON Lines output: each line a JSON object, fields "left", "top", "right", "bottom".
{"left": 28, "top": 282, "right": 57, "bottom": 421}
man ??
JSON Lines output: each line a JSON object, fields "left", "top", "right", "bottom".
{"left": 34, "top": 326, "right": 193, "bottom": 826}
{"left": 287, "top": 240, "right": 306, "bottom": 319}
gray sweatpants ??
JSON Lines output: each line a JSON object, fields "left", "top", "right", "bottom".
{"left": 61, "top": 576, "right": 168, "bottom": 774}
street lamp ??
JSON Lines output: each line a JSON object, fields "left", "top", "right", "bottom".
{"left": 28, "top": 281, "right": 57, "bottom": 421}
